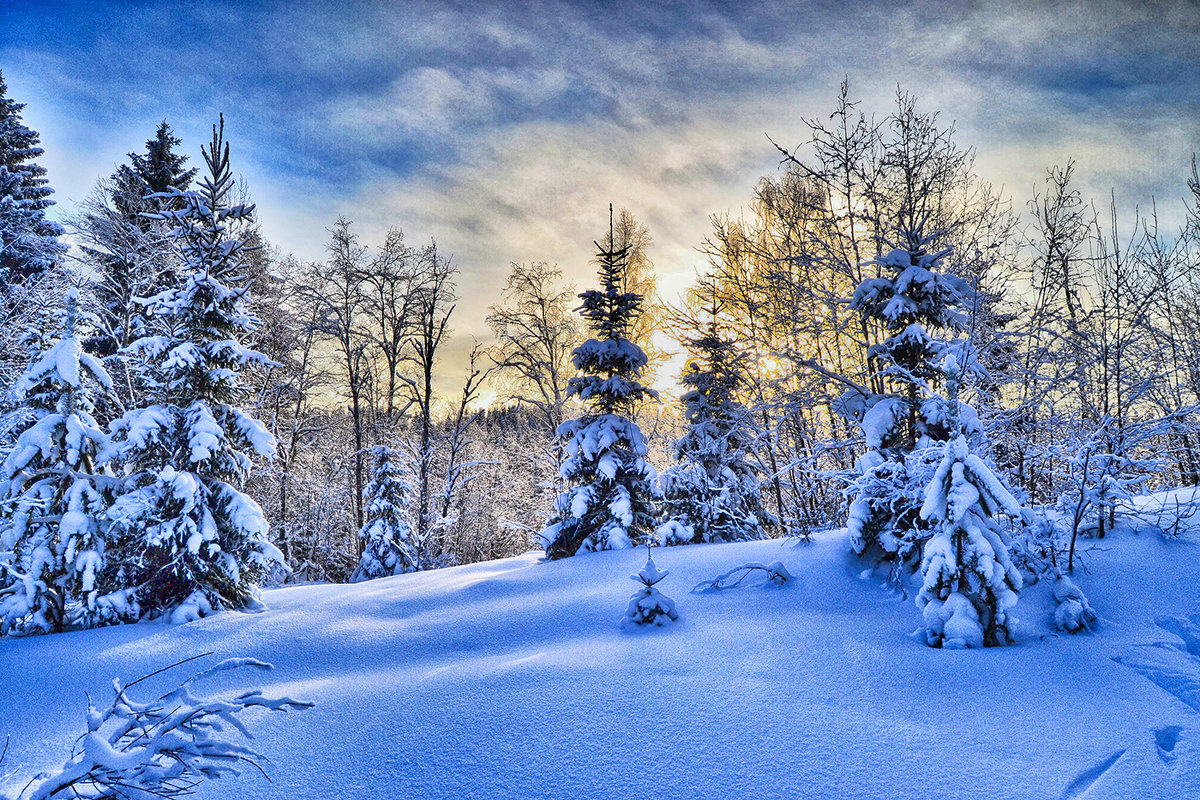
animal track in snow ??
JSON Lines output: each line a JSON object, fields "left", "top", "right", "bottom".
{"left": 1153, "top": 725, "right": 1183, "bottom": 768}
{"left": 1058, "top": 749, "right": 1127, "bottom": 799}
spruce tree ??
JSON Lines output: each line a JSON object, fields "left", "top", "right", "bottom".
{"left": 0, "top": 293, "right": 115, "bottom": 635}
{"left": 917, "top": 434, "right": 1022, "bottom": 648}
{"left": 132, "top": 121, "right": 198, "bottom": 200}
{"left": 914, "top": 356, "right": 1022, "bottom": 647}
{"left": 658, "top": 286, "right": 770, "bottom": 545}
{"left": 621, "top": 548, "right": 678, "bottom": 627}
{"left": 352, "top": 446, "right": 418, "bottom": 581}
{"left": 80, "top": 121, "right": 195, "bottom": 360}
{"left": 540, "top": 206, "right": 658, "bottom": 559}
{"left": 0, "top": 70, "right": 66, "bottom": 288}
{"left": 843, "top": 226, "right": 983, "bottom": 568}
{"left": 105, "top": 116, "right": 281, "bottom": 620}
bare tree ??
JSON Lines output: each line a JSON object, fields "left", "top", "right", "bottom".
{"left": 397, "top": 242, "right": 457, "bottom": 566}
{"left": 305, "top": 218, "right": 376, "bottom": 534}
{"left": 486, "top": 261, "right": 581, "bottom": 488}
{"left": 362, "top": 227, "right": 418, "bottom": 419}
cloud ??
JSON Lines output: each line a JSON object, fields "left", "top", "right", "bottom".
{"left": 4, "top": 0, "right": 1200, "bottom": 399}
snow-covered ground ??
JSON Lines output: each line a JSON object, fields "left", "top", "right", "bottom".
{"left": 3, "top": 521, "right": 1200, "bottom": 799}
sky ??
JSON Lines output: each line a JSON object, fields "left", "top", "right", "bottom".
{"left": 3, "top": 0, "right": 1200, "bottom": 397}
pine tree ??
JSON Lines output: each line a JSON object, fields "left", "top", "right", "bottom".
{"left": 843, "top": 226, "right": 983, "bottom": 567}
{"left": 658, "top": 286, "right": 770, "bottom": 545}
{"left": 105, "top": 116, "right": 281, "bottom": 621}
{"left": 620, "top": 548, "right": 678, "bottom": 627}
{"left": 0, "top": 292, "right": 115, "bottom": 635}
{"left": 0, "top": 70, "right": 66, "bottom": 289}
{"left": 352, "top": 446, "right": 418, "bottom": 581}
{"left": 540, "top": 207, "right": 658, "bottom": 559}
{"left": 133, "top": 121, "right": 199, "bottom": 200}
{"left": 80, "top": 121, "right": 196, "bottom": 359}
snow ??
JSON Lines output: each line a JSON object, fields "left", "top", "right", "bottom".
{"left": 3, "top": 520, "right": 1200, "bottom": 798}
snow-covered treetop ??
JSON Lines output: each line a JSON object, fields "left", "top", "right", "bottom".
{"left": 131, "top": 115, "right": 272, "bottom": 408}
{"left": 568, "top": 206, "right": 657, "bottom": 416}
{"left": 633, "top": 554, "right": 669, "bottom": 587}
{"left": 919, "top": 436, "right": 1022, "bottom": 524}
{"left": 851, "top": 227, "right": 975, "bottom": 334}
{"left": 11, "top": 292, "right": 112, "bottom": 416}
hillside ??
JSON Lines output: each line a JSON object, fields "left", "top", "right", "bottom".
{"left": 3, "top": 524, "right": 1200, "bottom": 800}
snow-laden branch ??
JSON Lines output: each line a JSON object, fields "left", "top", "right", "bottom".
{"left": 1, "top": 655, "right": 312, "bottom": 800}
{"left": 691, "top": 561, "right": 794, "bottom": 593}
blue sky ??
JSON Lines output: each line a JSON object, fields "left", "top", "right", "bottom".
{"left": 4, "top": 0, "right": 1199, "bottom": 387}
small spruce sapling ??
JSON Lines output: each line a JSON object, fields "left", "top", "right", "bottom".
{"left": 1052, "top": 573, "right": 1097, "bottom": 633}
{"left": 621, "top": 544, "right": 679, "bottom": 628}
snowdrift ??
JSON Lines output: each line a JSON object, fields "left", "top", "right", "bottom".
{"left": 3, "top": 525, "right": 1200, "bottom": 799}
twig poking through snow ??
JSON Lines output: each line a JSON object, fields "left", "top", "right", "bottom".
{"left": 691, "top": 561, "right": 794, "bottom": 593}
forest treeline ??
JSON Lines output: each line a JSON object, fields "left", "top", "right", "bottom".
{"left": 3, "top": 73, "right": 1200, "bottom": 641}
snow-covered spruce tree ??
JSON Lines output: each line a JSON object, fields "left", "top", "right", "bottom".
{"left": 915, "top": 355, "right": 1023, "bottom": 648}
{"left": 104, "top": 117, "right": 281, "bottom": 621}
{"left": 917, "top": 441, "right": 1023, "bottom": 647}
{"left": 540, "top": 207, "right": 658, "bottom": 559}
{"left": 0, "top": 292, "right": 115, "bottom": 635}
{"left": 658, "top": 287, "right": 770, "bottom": 545}
{"left": 351, "top": 445, "right": 418, "bottom": 581}
{"left": 621, "top": 548, "right": 678, "bottom": 627}
{"left": 0, "top": 70, "right": 66, "bottom": 290}
{"left": 842, "top": 226, "right": 983, "bottom": 569}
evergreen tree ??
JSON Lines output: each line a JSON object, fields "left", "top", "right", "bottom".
{"left": 105, "top": 116, "right": 281, "bottom": 621}
{"left": 916, "top": 360, "right": 1023, "bottom": 648}
{"left": 658, "top": 286, "right": 770, "bottom": 545}
{"left": 620, "top": 548, "right": 678, "bottom": 627}
{"left": 540, "top": 206, "right": 658, "bottom": 559}
{"left": 0, "top": 70, "right": 66, "bottom": 289}
{"left": 132, "top": 121, "right": 198, "bottom": 200}
{"left": 351, "top": 446, "right": 418, "bottom": 581}
{"left": 0, "top": 292, "right": 115, "bottom": 635}
{"left": 78, "top": 121, "right": 195, "bottom": 360}
{"left": 842, "top": 226, "right": 983, "bottom": 568}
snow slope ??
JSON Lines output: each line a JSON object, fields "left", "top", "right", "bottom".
{"left": 3, "top": 524, "right": 1200, "bottom": 799}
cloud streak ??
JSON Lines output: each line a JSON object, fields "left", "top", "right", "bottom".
{"left": 3, "top": 0, "right": 1199, "bottom": 391}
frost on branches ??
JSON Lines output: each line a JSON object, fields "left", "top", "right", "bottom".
{"left": 621, "top": 550, "right": 678, "bottom": 628}
{"left": 0, "top": 293, "right": 115, "bottom": 635}
{"left": 104, "top": 117, "right": 280, "bottom": 620}
{"left": 658, "top": 292, "right": 769, "bottom": 545}
{"left": 917, "top": 435, "right": 1023, "bottom": 648}
{"left": 352, "top": 445, "right": 417, "bottom": 581}
{"left": 540, "top": 208, "right": 658, "bottom": 560}
{"left": 841, "top": 227, "right": 984, "bottom": 569}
